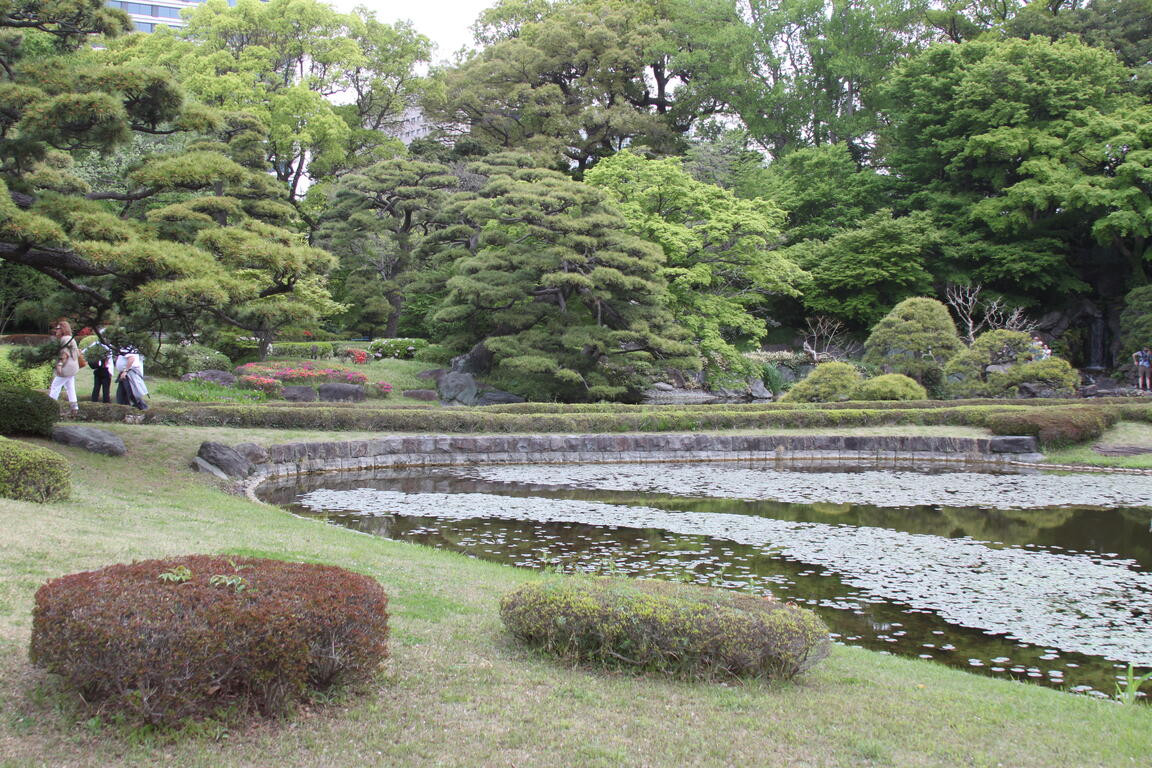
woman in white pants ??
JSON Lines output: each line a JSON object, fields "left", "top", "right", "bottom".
{"left": 47, "top": 319, "right": 81, "bottom": 415}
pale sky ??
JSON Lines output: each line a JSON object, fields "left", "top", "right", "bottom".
{"left": 335, "top": 0, "right": 500, "bottom": 63}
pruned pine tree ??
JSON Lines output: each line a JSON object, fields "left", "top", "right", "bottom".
{"left": 0, "top": 0, "right": 339, "bottom": 355}
{"left": 432, "top": 154, "right": 698, "bottom": 401}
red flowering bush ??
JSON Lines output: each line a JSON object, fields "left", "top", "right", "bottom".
{"left": 349, "top": 349, "right": 369, "bottom": 365}
{"left": 369, "top": 381, "right": 393, "bottom": 398}
{"left": 30, "top": 556, "right": 390, "bottom": 725}
{"left": 238, "top": 375, "right": 284, "bottom": 397}
{"left": 235, "top": 362, "right": 366, "bottom": 386}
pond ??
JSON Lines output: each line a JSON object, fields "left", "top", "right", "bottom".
{"left": 258, "top": 461, "right": 1152, "bottom": 699}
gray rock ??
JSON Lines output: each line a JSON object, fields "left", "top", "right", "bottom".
{"left": 989, "top": 436, "right": 1039, "bottom": 454}
{"left": 181, "top": 369, "right": 236, "bottom": 387}
{"left": 439, "top": 371, "right": 480, "bottom": 405}
{"left": 402, "top": 388, "right": 439, "bottom": 401}
{"left": 450, "top": 342, "right": 494, "bottom": 375}
{"left": 196, "top": 441, "right": 253, "bottom": 478}
{"left": 473, "top": 389, "right": 526, "bottom": 406}
{"left": 233, "top": 442, "right": 269, "bottom": 464}
{"left": 318, "top": 382, "right": 365, "bottom": 402}
{"left": 748, "top": 378, "right": 774, "bottom": 400}
{"left": 283, "top": 385, "right": 317, "bottom": 402}
{"left": 650, "top": 382, "right": 675, "bottom": 391}
{"left": 641, "top": 388, "right": 720, "bottom": 405}
{"left": 52, "top": 425, "right": 126, "bottom": 456}
{"left": 190, "top": 456, "right": 230, "bottom": 480}
{"left": 985, "top": 364, "right": 1013, "bottom": 375}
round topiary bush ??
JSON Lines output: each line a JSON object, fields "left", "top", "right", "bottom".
{"left": 945, "top": 330, "right": 1078, "bottom": 398}
{"left": 851, "top": 373, "right": 928, "bottom": 401}
{"left": 863, "top": 297, "right": 962, "bottom": 393}
{"left": 0, "top": 385, "right": 58, "bottom": 436}
{"left": 0, "top": 437, "right": 71, "bottom": 502}
{"left": 780, "top": 361, "right": 862, "bottom": 403}
{"left": 30, "top": 555, "right": 390, "bottom": 725}
{"left": 500, "top": 577, "right": 831, "bottom": 681}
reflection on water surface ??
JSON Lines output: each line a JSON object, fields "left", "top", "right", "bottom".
{"left": 259, "top": 462, "right": 1152, "bottom": 699}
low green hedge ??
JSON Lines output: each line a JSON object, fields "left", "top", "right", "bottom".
{"left": 0, "top": 437, "right": 71, "bottom": 502}
{"left": 266, "top": 341, "right": 338, "bottom": 359}
{"left": 0, "top": 386, "right": 58, "bottom": 436}
{"left": 500, "top": 578, "right": 831, "bottom": 681}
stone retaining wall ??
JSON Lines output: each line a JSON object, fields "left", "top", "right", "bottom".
{"left": 244, "top": 433, "right": 1043, "bottom": 481}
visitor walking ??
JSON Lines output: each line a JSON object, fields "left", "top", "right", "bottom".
{"left": 1134, "top": 347, "right": 1152, "bottom": 391}
{"left": 47, "top": 319, "right": 81, "bottom": 416}
{"left": 114, "top": 347, "right": 149, "bottom": 410}
{"left": 83, "top": 340, "right": 114, "bottom": 403}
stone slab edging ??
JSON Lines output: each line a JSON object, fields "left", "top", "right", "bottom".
{"left": 238, "top": 433, "right": 1050, "bottom": 500}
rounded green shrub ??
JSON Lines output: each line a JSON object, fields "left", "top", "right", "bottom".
{"left": 863, "top": 297, "right": 962, "bottom": 393}
{"left": 0, "top": 348, "right": 52, "bottom": 390}
{"left": 30, "top": 555, "right": 390, "bottom": 725}
{"left": 500, "top": 578, "right": 831, "bottom": 681}
{"left": 0, "top": 437, "right": 70, "bottom": 502}
{"left": 0, "top": 386, "right": 58, "bottom": 436}
{"left": 150, "top": 344, "right": 232, "bottom": 377}
{"left": 946, "top": 330, "right": 1078, "bottom": 398}
{"left": 852, "top": 373, "right": 928, "bottom": 401}
{"left": 780, "top": 361, "right": 862, "bottom": 402}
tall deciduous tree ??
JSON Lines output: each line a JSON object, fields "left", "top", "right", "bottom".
{"left": 98, "top": 0, "right": 431, "bottom": 218}
{"left": 585, "top": 150, "right": 806, "bottom": 379}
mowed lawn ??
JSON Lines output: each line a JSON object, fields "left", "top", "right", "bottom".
{"left": 0, "top": 424, "right": 1148, "bottom": 768}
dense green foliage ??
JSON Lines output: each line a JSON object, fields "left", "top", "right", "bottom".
{"left": 852, "top": 374, "right": 928, "bottom": 402}
{"left": 863, "top": 298, "right": 963, "bottom": 393}
{"left": 30, "top": 555, "right": 390, "bottom": 724}
{"left": 5, "top": 0, "right": 1151, "bottom": 398}
{"left": 0, "top": 436, "right": 70, "bottom": 502}
{"left": 500, "top": 578, "right": 831, "bottom": 680}
{"left": 945, "top": 330, "right": 1079, "bottom": 398}
{"left": 780, "top": 362, "right": 861, "bottom": 403}
{"left": 984, "top": 407, "right": 1119, "bottom": 449}
{"left": 0, "top": 385, "right": 57, "bottom": 436}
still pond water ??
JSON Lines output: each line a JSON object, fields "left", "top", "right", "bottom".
{"left": 258, "top": 461, "right": 1152, "bottom": 699}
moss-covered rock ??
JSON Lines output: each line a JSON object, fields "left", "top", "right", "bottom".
{"left": 500, "top": 577, "right": 831, "bottom": 681}
{"left": 0, "top": 437, "right": 71, "bottom": 502}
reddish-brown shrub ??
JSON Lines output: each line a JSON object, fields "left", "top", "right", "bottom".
{"left": 984, "top": 406, "right": 1117, "bottom": 448}
{"left": 30, "top": 555, "right": 389, "bottom": 725}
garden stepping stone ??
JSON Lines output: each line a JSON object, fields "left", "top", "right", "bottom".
{"left": 51, "top": 425, "right": 127, "bottom": 457}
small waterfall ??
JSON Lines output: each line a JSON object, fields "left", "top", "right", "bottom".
{"left": 1086, "top": 316, "right": 1108, "bottom": 371}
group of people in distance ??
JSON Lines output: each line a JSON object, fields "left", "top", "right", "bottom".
{"left": 46, "top": 320, "right": 149, "bottom": 416}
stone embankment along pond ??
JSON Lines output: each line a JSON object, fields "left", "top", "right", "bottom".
{"left": 207, "top": 434, "right": 1047, "bottom": 493}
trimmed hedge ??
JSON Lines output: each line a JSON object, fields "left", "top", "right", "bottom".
{"left": 0, "top": 437, "right": 70, "bottom": 502}
{"left": 984, "top": 406, "right": 1118, "bottom": 449}
{"left": 266, "top": 341, "right": 338, "bottom": 359}
{"left": 500, "top": 578, "right": 831, "bottom": 681}
{"left": 0, "top": 385, "right": 58, "bottom": 436}
{"left": 30, "top": 556, "right": 390, "bottom": 725}
{"left": 74, "top": 400, "right": 1126, "bottom": 437}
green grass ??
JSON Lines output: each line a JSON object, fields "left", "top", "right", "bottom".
{"left": 1044, "top": 421, "right": 1152, "bottom": 469}
{"left": 0, "top": 424, "right": 1148, "bottom": 767}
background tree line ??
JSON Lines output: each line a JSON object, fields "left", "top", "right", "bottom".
{"left": 2, "top": 0, "right": 1150, "bottom": 399}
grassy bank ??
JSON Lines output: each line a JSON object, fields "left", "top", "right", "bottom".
{"left": 1, "top": 425, "right": 1149, "bottom": 767}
